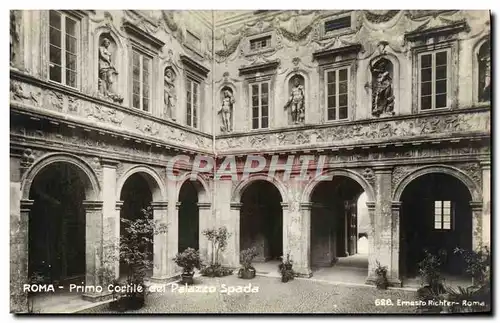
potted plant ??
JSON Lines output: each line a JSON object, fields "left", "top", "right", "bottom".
{"left": 238, "top": 247, "right": 258, "bottom": 279}
{"left": 374, "top": 261, "right": 389, "bottom": 290}
{"left": 416, "top": 250, "right": 446, "bottom": 313}
{"left": 173, "top": 248, "right": 202, "bottom": 285}
{"left": 200, "top": 227, "right": 233, "bottom": 277}
{"left": 278, "top": 253, "right": 294, "bottom": 283}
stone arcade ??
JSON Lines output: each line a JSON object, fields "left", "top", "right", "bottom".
{"left": 10, "top": 10, "right": 490, "bottom": 312}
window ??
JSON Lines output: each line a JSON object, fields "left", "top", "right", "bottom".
{"left": 434, "top": 201, "right": 452, "bottom": 230}
{"left": 419, "top": 49, "right": 450, "bottom": 110}
{"left": 325, "top": 68, "right": 349, "bottom": 121}
{"left": 186, "top": 78, "right": 199, "bottom": 128}
{"left": 131, "top": 50, "right": 151, "bottom": 112}
{"left": 324, "top": 16, "right": 351, "bottom": 33}
{"left": 49, "top": 10, "right": 79, "bottom": 87}
{"left": 250, "top": 36, "right": 271, "bottom": 51}
{"left": 250, "top": 82, "right": 269, "bottom": 129}
{"left": 477, "top": 40, "right": 491, "bottom": 102}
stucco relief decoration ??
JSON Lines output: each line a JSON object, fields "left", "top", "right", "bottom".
{"left": 86, "top": 104, "right": 125, "bottom": 126}
{"left": 219, "top": 87, "right": 235, "bottom": 133}
{"left": 361, "top": 168, "right": 375, "bottom": 186}
{"left": 457, "top": 162, "right": 481, "bottom": 186}
{"left": 478, "top": 40, "right": 491, "bottom": 102}
{"left": 21, "top": 148, "right": 36, "bottom": 168}
{"left": 164, "top": 67, "right": 177, "bottom": 120}
{"left": 391, "top": 166, "right": 416, "bottom": 194}
{"left": 368, "top": 57, "right": 395, "bottom": 117}
{"left": 275, "top": 11, "right": 318, "bottom": 46}
{"left": 10, "top": 81, "right": 40, "bottom": 106}
{"left": 284, "top": 75, "right": 305, "bottom": 125}
{"left": 98, "top": 35, "right": 123, "bottom": 104}
{"left": 68, "top": 97, "right": 80, "bottom": 112}
{"left": 47, "top": 91, "right": 64, "bottom": 110}
{"left": 136, "top": 121, "right": 160, "bottom": 136}
{"left": 364, "top": 10, "right": 400, "bottom": 24}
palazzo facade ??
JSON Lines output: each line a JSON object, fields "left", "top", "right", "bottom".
{"left": 10, "top": 10, "right": 491, "bottom": 312}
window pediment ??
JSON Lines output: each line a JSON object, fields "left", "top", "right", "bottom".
{"left": 404, "top": 20, "right": 468, "bottom": 43}
{"left": 238, "top": 60, "right": 280, "bottom": 76}
{"left": 180, "top": 54, "right": 210, "bottom": 78}
{"left": 123, "top": 21, "right": 165, "bottom": 51}
{"left": 312, "top": 44, "right": 362, "bottom": 65}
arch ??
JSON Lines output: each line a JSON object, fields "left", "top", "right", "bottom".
{"left": 21, "top": 152, "right": 100, "bottom": 200}
{"left": 231, "top": 174, "right": 288, "bottom": 203}
{"left": 116, "top": 165, "right": 166, "bottom": 201}
{"left": 393, "top": 165, "right": 481, "bottom": 202}
{"left": 176, "top": 172, "right": 210, "bottom": 203}
{"left": 301, "top": 169, "right": 376, "bottom": 203}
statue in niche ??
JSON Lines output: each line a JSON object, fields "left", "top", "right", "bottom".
{"left": 370, "top": 58, "right": 394, "bottom": 117}
{"left": 478, "top": 41, "right": 491, "bottom": 102}
{"left": 218, "top": 88, "right": 234, "bottom": 132}
{"left": 164, "top": 68, "right": 177, "bottom": 120}
{"left": 98, "top": 37, "right": 123, "bottom": 103}
{"left": 10, "top": 10, "right": 20, "bottom": 66}
{"left": 284, "top": 75, "right": 305, "bottom": 124}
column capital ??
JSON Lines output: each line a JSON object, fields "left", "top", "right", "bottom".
{"left": 82, "top": 200, "right": 104, "bottom": 211}
{"left": 373, "top": 165, "right": 393, "bottom": 173}
{"left": 366, "top": 201, "right": 376, "bottom": 210}
{"left": 470, "top": 201, "right": 483, "bottom": 211}
{"left": 280, "top": 202, "right": 289, "bottom": 210}
{"left": 175, "top": 202, "right": 182, "bottom": 209}
{"left": 197, "top": 202, "right": 211, "bottom": 209}
{"left": 230, "top": 202, "right": 242, "bottom": 210}
{"left": 100, "top": 158, "right": 120, "bottom": 168}
{"left": 391, "top": 201, "right": 402, "bottom": 210}
{"left": 480, "top": 160, "right": 491, "bottom": 170}
{"left": 115, "top": 200, "right": 124, "bottom": 210}
{"left": 20, "top": 199, "right": 34, "bottom": 212}
{"left": 299, "top": 202, "right": 313, "bottom": 210}
{"left": 151, "top": 201, "right": 169, "bottom": 210}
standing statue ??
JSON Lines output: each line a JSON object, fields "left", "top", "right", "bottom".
{"left": 370, "top": 59, "right": 394, "bottom": 117}
{"left": 164, "top": 69, "right": 177, "bottom": 120}
{"left": 218, "top": 89, "right": 234, "bottom": 132}
{"left": 479, "top": 46, "right": 491, "bottom": 102}
{"left": 98, "top": 38, "right": 123, "bottom": 103}
{"left": 10, "top": 10, "right": 19, "bottom": 66}
{"left": 284, "top": 76, "right": 305, "bottom": 124}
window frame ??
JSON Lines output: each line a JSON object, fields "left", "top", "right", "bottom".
{"left": 249, "top": 80, "right": 271, "bottom": 130}
{"left": 185, "top": 77, "right": 200, "bottom": 128}
{"left": 324, "top": 65, "right": 351, "bottom": 122}
{"left": 433, "top": 200, "right": 454, "bottom": 231}
{"left": 48, "top": 10, "right": 81, "bottom": 89}
{"left": 417, "top": 48, "right": 452, "bottom": 112}
{"left": 130, "top": 47, "right": 153, "bottom": 113}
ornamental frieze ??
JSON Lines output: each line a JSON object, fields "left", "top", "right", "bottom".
{"left": 215, "top": 110, "right": 490, "bottom": 152}
{"left": 454, "top": 162, "right": 482, "bottom": 187}
{"left": 10, "top": 77, "right": 212, "bottom": 152}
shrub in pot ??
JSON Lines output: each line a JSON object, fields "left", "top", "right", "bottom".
{"left": 374, "top": 261, "right": 389, "bottom": 290}
{"left": 278, "top": 253, "right": 294, "bottom": 283}
{"left": 416, "top": 250, "right": 446, "bottom": 313}
{"left": 173, "top": 248, "right": 202, "bottom": 285}
{"left": 200, "top": 227, "right": 233, "bottom": 277}
{"left": 238, "top": 247, "right": 258, "bottom": 279}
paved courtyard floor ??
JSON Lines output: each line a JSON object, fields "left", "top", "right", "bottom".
{"left": 80, "top": 275, "right": 420, "bottom": 314}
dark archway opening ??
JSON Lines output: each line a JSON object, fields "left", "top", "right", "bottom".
{"left": 240, "top": 181, "right": 283, "bottom": 262}
{"left": 178, "top": 181, "right": 199, "bottom": 253}
{"left": 310, "top": 176, "right": 367, "bottom": 273}
{"left": 400, "top": 173, "right": 472, "bottom": 279}
{"left": 119, "top": 173, "right": 153, "bottom": 277}
{"left": 28, "top": 162, "right": 86, "bottom": 284}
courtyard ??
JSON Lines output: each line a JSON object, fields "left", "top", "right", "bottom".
{"left": 79, "top": 275, "right": 419, "bottom": 314}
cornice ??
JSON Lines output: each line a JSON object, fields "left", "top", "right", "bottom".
{"left": 404, "top": 20, "right": 469, "bottom": 42}
{"left": 238, "top": 60, "right": 280, "bottom": 75}
{"left": 123, "top": 20, "right": 166, "bottom": 50}
{"left": 180, "top": 54, "right": 210, "bottom": 78}
{"left": 312, "top": 44, "right": 362, "bottom": 61}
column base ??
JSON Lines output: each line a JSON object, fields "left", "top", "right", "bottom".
{"left": 148, "top": 274, "right": 180, "bottom": 284}
{"left": 365, "top": 274, "right": 402, "bottom": 287}
{"left": 82, "top": 291, "right": 113, "bottom": 302}
{"left": 294, "top": 267, "right": 313, "bottom": 278}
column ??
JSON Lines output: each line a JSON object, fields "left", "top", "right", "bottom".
{"left": 481, "top": 161, "right": 491, "bottom": 248}
{"left": 228, "top": 202, "right": 242, "bottom": 267}
{"left": 101, "top": 159, "right": 119, "bottom": 281}
{"left": 151, "top": 201, "right": 168, "bottom": 282}
{"left": 82, "top": 200, "right": 106, "bottom": 301}
{"left": 11, "top": 199, "right": 32, "bottom": 313}
{"left": 290, "top": 202, "right": 312, "bottom": 277}
{"left": 197, "top": 202, "right": 211, "bottom": 263}
{"left": 165, "top": 177, "right": 179, "bottom": 278}
{"left": 366, "top": 166, "right": 400, "bottom": 286}
{"left": 390, "top": 201, "right": 402, "bottom": 283}
{"left": 470, "top": 201, "right": 483, "bottom": 251}
{"left": 366, "top": 201, "right": 376, "bottom": 283}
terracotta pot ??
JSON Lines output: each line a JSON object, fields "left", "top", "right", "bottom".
{"left": 240, "top": 268, "right": 256, "bottom": 279}
{"left": 181, "top": 272, "right": 194, "bottom": 285}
